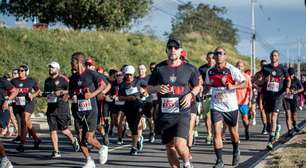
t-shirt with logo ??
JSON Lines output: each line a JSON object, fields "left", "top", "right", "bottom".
{"left": 148, "top": 60, "right": 199, "bottom": 115}
{"left": 69, "top": 69, "right": 108, "bottom": 113}
{"left": 44, "top": 75, "right": 69, "bottom": 110}
{"left": 262, "top": 64, "right": 289, "bottom": 97}
{"left": 11, "top": 77, "right": 39, "bottom": 106}
{"left": 205, "top": 63, "right": 245, "bottom": 112}
{"left": 0, "top": 78, "right": 15, "bottom": 107}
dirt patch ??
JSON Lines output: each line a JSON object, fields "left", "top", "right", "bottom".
{"left": 265, "top": 132, "right": 306, "bottom": 168}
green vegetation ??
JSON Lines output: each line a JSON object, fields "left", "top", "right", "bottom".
{"left": 0, "top": 28, "right": 249, "bottom": 112}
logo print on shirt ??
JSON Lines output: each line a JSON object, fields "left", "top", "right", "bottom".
{"left": 169, "top": 74, "right": 176, "bottom": 85}
{"left": 55, "top": 80, "right": 60, "bottom": 86}
{"left": 77, "top": 80, "right": 82, "bottom": 86}
{"left": 272, "top": 71, "right": 276, "bottom": 76}
{"left": 19, "top": 83, "right": 23, "bottom": 87}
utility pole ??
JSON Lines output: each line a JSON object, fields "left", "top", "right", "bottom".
{"left": 251, "top": 0, "right": 256, "bottom": 75}
{"left": 297, "top": 40, "right": 301, "bottom": 79}
{"left": 286, "top": 48, "right": 289, "bottom": 67}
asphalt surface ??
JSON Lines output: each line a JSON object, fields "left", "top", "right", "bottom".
{"left": 1, "top": 110, "right": 306, "bottom": 168}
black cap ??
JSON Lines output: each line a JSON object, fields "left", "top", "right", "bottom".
{"left": 288, "top": 67, "right": 295, "bottom": 75}
{"left": 167, "top": 38, "right": 181, "bottom": 48}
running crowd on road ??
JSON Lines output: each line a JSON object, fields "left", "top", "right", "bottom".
{"left": 0, "top": 37, "right": 305, "bottom": 168}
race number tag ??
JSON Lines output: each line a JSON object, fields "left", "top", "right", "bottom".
{"left": 212, "top": 88, "right": 230, "bottom": 103}
{"left": 267, "top": 82, "right": 280, "bottom": 92}
{"left": 125, "top": 87, "right": 138, "bottom": 96}
{"left": 161, "top": 97, "right": 180, "bottom": 113}
{"left": 47, "top": 95, "right": 58, "bottom": 103}
{"left": 78, "top": 99, "right": 92, "bottom": 111}
{"left": 105, "top": 95, "right": 113, "bottom": 103}
{"left": 284, "top": 93, "right": 294, "bottom": 99}
{"left": 115, "top": 100, "right": 125, "bottom": 105}
{"left": 15, "top": 96, "right": 26, "bottom": 106}
{"left": 151, "top": 93, "right": 158, "bottom": 101}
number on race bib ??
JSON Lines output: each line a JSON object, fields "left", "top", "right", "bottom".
{"left": 47, "top": 95, "right": 58, "bottom": 103}
{"left": 125, "top": 87, "right": 138, "bottom": 96}
{"left": 15, "top": 96, "right": 26, "bottom": 106}
{"left": 78, "top": 99, "right": 92, "bottom": 111}
{"left": 267, "top": 81, "right": 280, "bottom": 92}
{"left": 161, "top": 97, "right": 180, "bottom": 113}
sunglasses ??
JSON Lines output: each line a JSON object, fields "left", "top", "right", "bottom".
{"left": 116, "top": 74, "right": 123, "bottom": 77}
{"left": 214, "top": 51, "right": 225, "bottom": 56}
{"left": 167, "top": 45, "right": 179, "bottom": 50}
{"left": 18, "top": 69, "right": 25, "bottom": 72}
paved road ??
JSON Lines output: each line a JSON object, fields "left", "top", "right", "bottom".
{"left": 1, "top": 110, "right": 306, "bottom": 168}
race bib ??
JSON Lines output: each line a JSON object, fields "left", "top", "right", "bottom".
{"left": 77, "top": 99, "right": 92, "bottom": 111}
{"left": 105, "top": 96, "right": 113, "bottom": 103}
{"left": 284, "top": 93, "right": 294, "bottom": 99}
{"left": 267, "top": 81, "right": 280, "bottom": 92}
{"left": 212, "top": 88, "right": 230, "bottom": 103}
{"left": 47, "top": 95, "right": 58, "bottom": 103}
{"left": 125, "top": 87, "right": 138, "bottom": 96}
{"left": 151, "top": 93, "right": 158, "bottom": 101}
{"left": 15, "top": 96, "right": 26, "bottom": 106}
{"left": 115, "top": 100, "right": 125, "bottom": 105}
{"left": 161, "top": 97, "right": 180, "bottom": 113}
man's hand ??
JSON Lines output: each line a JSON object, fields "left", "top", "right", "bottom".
{"left": 159, "top": 85, "right": 171, "bottom": 95}
{"left": 180, "top": 93, "right": 193, "bottom": 109}
{"left": 227, "top": 83, "right": 235, "bottom": 90}
{"left": 84, "top": 91, "right": 93, "bottom": 99}
{"left": 28, "top": 93, "right": 34, "bottom": 101}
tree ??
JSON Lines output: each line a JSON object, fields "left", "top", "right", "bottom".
{"left": 171, "top": 2, "right": 239, "bottom": 45}
{"left": 0, "top": 0, "right": 152, "bottom": 30}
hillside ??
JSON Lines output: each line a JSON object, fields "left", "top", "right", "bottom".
{"left": 0, "top": 28, "right": 250, "bottom": 112}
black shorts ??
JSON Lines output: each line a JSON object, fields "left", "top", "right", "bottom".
{"left": 264, "top": 95, "right": 283, "bottom": 113}
{"left": 72, "top": 110, "right": 98, "bottom": 132}
{"left": 124, "top": 101, "right": 143, "bottom": 135}
{"left": 190, "top": 102, "right": 197, "bottom": 114}
{"left": 47, "top": 103, "right": 70, "bottom": 131}
{"left": 142, "top": 101, "right": 153, "bottom": 118}
{"left": 156, "top": 113, "right": 190, "bottom": 144}
{"left": 13, "top": 101, "right": 35, "bottom": 114}
{"left": 211, "top": 109, "right": 239, "bottom": 127}
{"left": 283, "top": 98, "right": 298, "bottom": 113}
{"left": 0, "top": 109, "right": 10, "bottom": 129}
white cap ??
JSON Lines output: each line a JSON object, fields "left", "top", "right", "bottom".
{"left": 123, "top": 65, "right": 135, "bottom": 75}
{"left": 48, "top": 61, "right": 60, "bottom": 69}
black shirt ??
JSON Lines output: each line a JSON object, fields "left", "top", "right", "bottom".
{"left": 69, "top": 69, "right": 108, "bottom": 113}
{"left": 262, "top": 64, "right": 289, "bottom": 97}
{"left": 44, "top": 75, "right": 69, "bottom": 107}
{"left": 11, "top": 77, "right": 39, "bottom": 105}
{"left": 0, "top": 78, "right": 15, "bottom": 107}
{"left": 148, "top": 60, "right": 199, "bottom": 113}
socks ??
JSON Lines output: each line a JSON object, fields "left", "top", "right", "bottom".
{"left": 215, "top": 148, "right": 223, "bottom": 161}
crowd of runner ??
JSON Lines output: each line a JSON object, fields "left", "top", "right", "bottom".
{"left": 0, "top": 38, "right": 305, "bottom": 168}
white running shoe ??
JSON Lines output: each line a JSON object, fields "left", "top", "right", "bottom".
{"left": 99, "top": 145, "right": 108, "bottom": 165}
{"left": 82, "top": 158, "right": 95, "bottom": 168}
{"left": 0, "top": 157, "right": 13, "bottom": 168}
{"left": 252, "top": 118, "right": 256, "bottom": 126}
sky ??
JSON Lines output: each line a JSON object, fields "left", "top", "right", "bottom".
{"left": 1, "top": 0, "right": 306, "bottom": 63}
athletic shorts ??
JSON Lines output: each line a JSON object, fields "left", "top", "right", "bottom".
{"left": 283, "top": 98, "right": 298, "bottom": 113}
{"left": 13, "top": 101, "right": 35, "bottom": 114}
{"left": 264, "top": 95, "right": 283, "bottom": 113}
{"left": 238, "top": 104, "right": 249, "bottom": 116}
{"left": 190, "top": 102, "right": 197, "bottom": 114}
{"left": 0, "top": 109, "right": 10, "bottom": 129}
{"left": 201, "top": 97, "right": 211, "bottom": 117}
{"left": 211, "top": 109, "right": 239, "bottom": 127}
{"left": 123, "top": 101, "right": 143, "bottom": 135}
{"left": 142, "top": 101, "right": 153, "bottom": 118}
{"left": 72, "top": 110, "right": 98, "bottom": 132}
{"left": 156, "top": 113, "right": 190, "bottom": 144}
{"left": 47, "top": 103, "right": 70, "bottom": 131}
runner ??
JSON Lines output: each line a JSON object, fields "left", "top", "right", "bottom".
{"left": 261, "top": 50, "right": 290, "bottom": 150}
{"left": 148, "top": 38, "right": 200, "bottom": 168}
{"left": 11, "top": 65, "right": 42, "bottom": 152}
{"left": 206, "top": 47, "right": 246, "bottom": 168}
{"left": 198, "top": 51, "right": 215, "bottom": 145}
{"left": 135, "top": 64, "right": 155, "bottom": 143}
{"left": 69, "top": 52, "right": 109, "bottom": 168}
{"left": 43, "top": 61, "right": 80, "bottom": 158}
{"left": 0, "top": 75, "right": 18, "bottom": 168}
{"left": 236, "top": 61, "right": 252, "bottom": 140}
{"left": 116, "top": 65, "right": 145, "bottom": 155}
{"left": 253, "top": 60, "right": 268, "bottom": 134}
{"left": 283, "top": 67, "right": 303, "bottom": 136}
